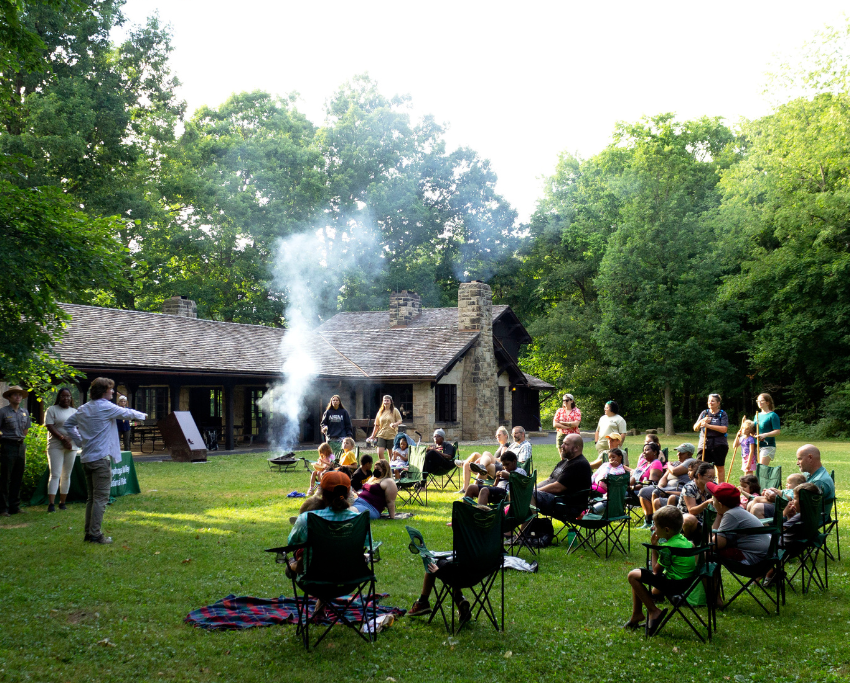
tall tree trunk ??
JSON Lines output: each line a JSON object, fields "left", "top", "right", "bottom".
{"left": 664, "top": 382, "right": 675, "bottom": 436}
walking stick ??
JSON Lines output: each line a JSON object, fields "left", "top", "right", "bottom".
{"left": 756, "top": 418, "right": 760, "bottom": 464}
{"left": 700, "top": 411, "right": 708, "bottom": 461}
{"left": 725, "top": 415, "right": 746, "bottom": 483}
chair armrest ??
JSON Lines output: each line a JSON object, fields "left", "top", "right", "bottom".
{"left": 264, "top": 543, "right": 305, "bottom": 554}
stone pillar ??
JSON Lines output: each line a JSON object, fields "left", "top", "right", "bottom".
{"left": 389, "top": 290, "right": 421, "bottom": 328}
{"left": 458, "top": 281, "right": 498, "bottom": 440}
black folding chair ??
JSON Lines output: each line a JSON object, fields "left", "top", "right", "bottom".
{"left": 714, "top": 496, "right": 787, "bottom": 616}
{"left": 545, "top": 489, "right": 593, "bottom": 549}
{"left": 502, "top": 470, "right": 538, "bottom": 557}
{"left": 265, "top": 511, "right": 377, "bottom": 650}
{"left": 641, "top": 542, "right": 717, "bottom": 642}
{"left": 426, "top": 441, "right": 461, "bottom": 491}
{"left": 783, "top": 488, "right": 828, "bottom": 594}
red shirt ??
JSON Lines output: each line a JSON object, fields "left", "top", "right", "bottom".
{"left": 554, "top": 407, "right": 582, "bottom": 435}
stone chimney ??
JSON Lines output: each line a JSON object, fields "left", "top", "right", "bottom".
{"left": 389, "top": 290, "right": 421, "bottom": 328}
{"left": 458, "top": 280, "right": 492, "bottom": 333}
{"left": 162, "top": 296, "right": 197, "bottom": 319}
{"left": 458, "top": 281, "right": 498, "bottom": 440}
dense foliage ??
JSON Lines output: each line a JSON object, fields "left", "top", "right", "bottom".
{"left": 1, "top": 2, "right": 849, "bottom": 434}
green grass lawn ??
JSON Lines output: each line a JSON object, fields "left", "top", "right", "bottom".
{"left": 1, "top": 437, "right": 848, "bottom": 683}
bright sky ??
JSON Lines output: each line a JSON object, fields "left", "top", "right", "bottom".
{"left": 118, "top": 0, "right": 847, "bottom": 221}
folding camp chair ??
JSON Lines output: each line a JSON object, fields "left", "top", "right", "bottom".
{"left": 408, "top": 501, "right": 506, "bottom": 634}
{"left": 545, "top": 489, "right": 593, "bottom": 548}
{"left": 821, "top": 470, "right": 840, "bottom": 562}
{"left": 755, "top": 463, "right": 782, "bottom": 492}
{"left": 396, "top": 445, "right": 427, "bottom": 507}
{"left": 502, "top": 470, "right": 538, "bottom": 557}
{"left": 573, "top": 473, "right": 631, "bottom": 558}
{"left": 713, "top": 496, "right": 787, "bottom": 616}
{"left": 266, "top": 511, "right": 377, "bottom": 650}
{"left": 426, "top": 441, "right": 461, "bottom": 490}
{"left": 783, "top": 487, "right": 828, "bottom": 594}
{"left": 640, "top": 541, "right": 717, "bottom": 642}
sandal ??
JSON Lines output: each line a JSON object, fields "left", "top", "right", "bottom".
{"left": 622, "top": 619, "right": 644, "bottom": 630}
{"left": 645, "top": 608, "right": 668, "bottom": 636}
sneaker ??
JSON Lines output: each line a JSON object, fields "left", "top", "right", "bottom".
{"left": 454, "top": 460, "right": 465, "bottom": 468}
{"left": 90, "top": 536, "right": 113, "bottom": 545}
{"left": 47, "top": 503, "right": 55, "bottom": 513}
{"left": 637, "top": 521, "right": 653, "bottom": 530}
{"left": 470, "top": 463, "right": 488, "bottom": 475}
{"left": 408, "top": 600, "right": 432, "bottom": 617}
{"left": 58, "top": 503, "right": 67, "bottom": 510}
{"left": 0, "top": 511, "right": 9, "bottom": 517}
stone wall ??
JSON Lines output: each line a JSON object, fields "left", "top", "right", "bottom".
{"left": 162, "top": 296, "right": 197, "bottom": 318}
{"left": 458, "top": 282, "right": 499, "bottom": 440}
{"left": 389, "top": 290, "right": 421, "bottom": 327}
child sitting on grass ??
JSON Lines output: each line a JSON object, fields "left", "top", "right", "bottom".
{"left": 734, "top": 420, "right": 758, "bottom": 474}
{"left": 624, "top": 505, "right": 697, "bottom": 635}
{"left": 748, "top": 473, "right": 806, "bottom": 519}
{"left": 307, "top": 443, "right": 335, "bottom": 495}
{"left": 337, "top": 437, "right": 358, "bottom": 475}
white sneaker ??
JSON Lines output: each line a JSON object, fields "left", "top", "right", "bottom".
{"left": 454, "top": 460, "right": 465, "bottom": 467}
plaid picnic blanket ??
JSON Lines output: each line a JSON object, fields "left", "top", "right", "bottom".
{"left": 185, "top": 593, "right": 405, "bottom": 630}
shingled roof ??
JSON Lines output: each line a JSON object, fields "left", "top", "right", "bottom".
{"left": 55, "top": 302, "right": 551, "bottom": 387}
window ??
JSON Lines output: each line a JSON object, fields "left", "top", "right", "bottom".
{"left": 139, "top": 387, "right": 168, "bottom": 420}
{"left": 435, "top": 384, "right": 457, "bottom": 423}
{"left": 499, "top": 386, "right": 506, "bottom": 422}
{"left": 209, "top": 388, "right": 223, "bottom": 418}
{"left": 249, "top": 388, "right": 264, "bottom": 436}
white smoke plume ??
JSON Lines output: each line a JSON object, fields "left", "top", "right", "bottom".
{"left": 262, "top": 217, "right": 381, "bottom": 453}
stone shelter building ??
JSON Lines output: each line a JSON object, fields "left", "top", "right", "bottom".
{"left": 20, "top": 282, "right": 551, "bottom": 450}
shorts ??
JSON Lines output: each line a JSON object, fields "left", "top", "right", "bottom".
{"left": 376, "top": 437, "right": 392, "bottom": 449}
{"left": 638, "top": 568, "right": 695, "bottom": 595}
{"left": 535, "top": 490, "right": 581, "bottom": 519}
{"left": 762, "top": 503, "right": 776, "bottom": 519}
{"left": 484, "top": 487, "right": 508, "bottom": 504}
{"left": 703, "top": 443, "right": 729, "bottom": 467}
{"left": 759, "top": 446, "right": 776, "bottom": 462}
{"left": 638, "top": 486, "right": 657, "bottom": 501}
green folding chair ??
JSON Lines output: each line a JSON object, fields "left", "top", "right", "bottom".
{"left": 573, "top": 473, "right": 631, "bottom": 558}
{"left": 640, "top": 541, "right": 717, "bottom": 642}
{"left": 713, "top": 496, "right": 787, "bottom": 616}
{"left": 265, "top": 511, "right": 377, "bottom": 650}
{"left": 502, "top": 470, "right": 538, "bottom": 557}
{"left": 755, "top": 463, "right": 782, "bottom": 492}
{"left": 783, "top": 487, "right": 828, "bottom": 594}
{"left": 408, "top": 501, "right": 506, "bottom": 634}
{"left": 396, "top": 445, "right": 428, "bottom": 507}
{"left": 821, "top": 470, "right": 840, "bottom": 562}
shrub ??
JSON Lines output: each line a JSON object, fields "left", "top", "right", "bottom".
{"left": 21, "top": 423, "right": 48, "bottom": 502}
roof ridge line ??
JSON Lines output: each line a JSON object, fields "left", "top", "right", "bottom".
{"left": 316, "top": 333, "right": 370, "bottom": 378}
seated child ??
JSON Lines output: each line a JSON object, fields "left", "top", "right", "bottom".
{"left": 591, "top": 448, "right": 626, "bottom": 496}
{"left": 734, "top": 420, "right": 758, "bottom": 474}
{"left": 350, "top": 454, "right": 373, "bottom": 492}
{"left": 624, "top": 505, "right": 697, "bottom": 634}
{"left": 464, "top": 450, "right": 526, "bottom": 506}
{"left": 748, "top": 473, "right": 806, "bottom": 519}
{"left": 337, "top": 436, "right": 358, "bottom": 475}
{"left": 307, "top": 443, "right": 335, "bottom": 495}
{"left": 390, "top": 435, "right": 410, "bottom": 479}
{"left": 738, "top": 474, "right": 760, "bottom": 505}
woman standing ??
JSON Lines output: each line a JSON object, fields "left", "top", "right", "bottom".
{"left": 594, "top": 400, "right": 627, "bottom": 454}
{"left": 368, "top": 395, "right": 402, "bottom": 462}
{"left": 693, "top": 393, "right": 729, "bottom": 484}
{"left": 553, "top": 394, "right": 582, "bottom": 451}
{"left": 755, "top": 393, "right": 781, "bottom": 466}
{"left": 44, "top": 388, "right": 78, "bottom": 513}
{"left": 116, "top": 395, "right": 132, "bottom": 453}
{"left": 320, "top": 395, "right": 354, "bottom": 447}
{"left": 353, "top": 460, "right": 398, "bottom": 519}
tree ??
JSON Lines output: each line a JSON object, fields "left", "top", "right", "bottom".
{"left": 593, "top": 115, "right": 740, "bottom": 435}
{"left": 0, "top": 173, "right": 124, "bottom": 392}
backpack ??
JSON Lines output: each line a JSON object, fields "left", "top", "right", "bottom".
{"left": 525, "top": 517, "right": 554, "bottom": 548}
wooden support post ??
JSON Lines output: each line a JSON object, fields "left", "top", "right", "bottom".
{"left": 224, "top": 383, "right": 235, "bottom": 451}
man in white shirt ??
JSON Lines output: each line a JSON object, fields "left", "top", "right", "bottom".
{"left": 65, "top": 378, "right": 146, "bottom": 544}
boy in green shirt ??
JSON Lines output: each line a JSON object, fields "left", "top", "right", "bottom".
{"left": 624, "top": 505, "right": 698, "bottom": 635}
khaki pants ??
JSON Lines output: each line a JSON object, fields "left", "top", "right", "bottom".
{"left": 83, "top": 458, "right": 112, "bottom": 539}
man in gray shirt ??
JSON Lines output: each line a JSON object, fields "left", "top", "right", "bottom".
{"left": 65, "top": 378, "right": 146, "bottom": 544}
{"left": 0, "top": 386, "right": 32, "bottom": 516}
{"left": 709, "top": 481, "right": 770, "bottom": 565}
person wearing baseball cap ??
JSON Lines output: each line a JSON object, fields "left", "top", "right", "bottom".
{"left": 707, "top": 481, "right": 771, "bottom": 567}
{"left": 0, "top": 386, "right": 31, "bottom": 516}
{"left": 553, "top": 394, "right": 581, "bottom": 451}
{"left": 287, "top": 470, "right": 358, "bottom": 549}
